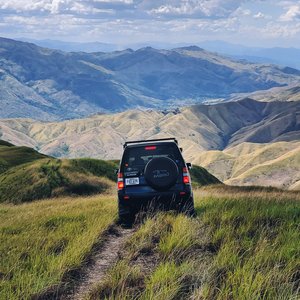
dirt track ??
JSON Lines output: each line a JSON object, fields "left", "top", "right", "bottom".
{"left": 65, "top": 225, "right": 135, "bottom": 300}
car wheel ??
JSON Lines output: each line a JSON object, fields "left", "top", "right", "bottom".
{"left": 181, "top": 196, "right": 196, "bottom": 217}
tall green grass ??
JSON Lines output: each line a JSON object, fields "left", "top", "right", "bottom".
{"left": 196, "top": 186, "right": 300, "bottom": 300}
{"left": 0, "top": 195, "right": 117, "bottom": 300}
{"left": 1, "top": 186, "right": 299, "bottom": 300}
{"left": 88, "top": 186, "right": 300, "bottom": 300}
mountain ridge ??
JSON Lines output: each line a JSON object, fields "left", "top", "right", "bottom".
{"left": 0, "top": 98, "right": 298, "bottom": 157}
{"left": 1, "top": 37, "right": 300, "bottom": 121}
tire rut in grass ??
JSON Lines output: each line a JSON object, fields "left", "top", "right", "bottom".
{"left": 66, "top": 225, "right": 135, "bottom": 300}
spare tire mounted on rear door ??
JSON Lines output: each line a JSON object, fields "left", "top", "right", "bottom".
{"left": 144, "top": 157, "right": 179, "bottom": 191}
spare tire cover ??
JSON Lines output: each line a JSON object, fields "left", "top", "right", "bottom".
{"left": 144, "top": 157, "right": 179, "bottom": 191}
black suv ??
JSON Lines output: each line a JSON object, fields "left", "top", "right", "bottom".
{"left": 117, "top": 138, "right": 195, "bottom": 224}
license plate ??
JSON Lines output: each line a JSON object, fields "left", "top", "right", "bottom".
{"left": 125, "top": 177, "right": 139, "bottom": 186}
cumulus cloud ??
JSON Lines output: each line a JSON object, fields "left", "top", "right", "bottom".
{"left": 0, "top": 0, "right": 248, "bottom": 19}
{"left": 280, "top": 4, "right": 300, "bottom": 21}
{"left": 145, "top": 0, "right": 247, "bottom": 19}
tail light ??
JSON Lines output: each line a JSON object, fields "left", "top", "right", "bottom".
{"left": 183, "top": 167, "right": 190, "bottom": 184}
{"left": 117, "top": 172, "right": 124, "bottom": 190}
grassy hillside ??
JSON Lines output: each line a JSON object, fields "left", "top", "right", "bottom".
{"left": 1, "top": 98, "right": 299, "bottom": 162}
{"left": 0, "top": 139, "right": 118, "bottom": 203}
{"left": 190, "top": 165, "right": 221, "bottom": 187}
{"left": 0, "top": 158, "right": 117, "bottom": 203}
{"left": 0, "top": 140, "right": 48, "bottom": 173}
{"left": 1, "top": 186, "right": 299, "bottom": 299}
{"left": 88, "top": 186, "right": 300, "bottom": 300}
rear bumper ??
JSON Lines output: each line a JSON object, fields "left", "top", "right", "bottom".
{"left": 118, "top": 186, "right": 193, "bottom": 216}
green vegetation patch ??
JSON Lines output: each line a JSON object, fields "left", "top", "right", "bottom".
{"left": 190, "top": 165, "right": 221, "bottom": 187}
{"left": 0, "top": 141, "right": 119, "bottom": 203}
{"left": 68, "top": 158, "right": 118, "bottom": 182}
{"left": 0, "top": 158, "right": 117, "bottom": 203}
{"left": 0, "top": 142, "right": 47, "bottom": 174}
{"left": 0, "top": 195, "right": 117, "bottom": 300}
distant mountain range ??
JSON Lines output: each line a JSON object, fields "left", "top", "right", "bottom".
{"left": 197, "top": 40, "right": 300, "bottom": 70}
{"left": 1, "top": 96, "right": 299, "bottom": 189}
{"left": 20, "top": 38, "right": 300, "bottom": 70}
{"left": 1, "top": 37, "right": 300, "bottom": 121}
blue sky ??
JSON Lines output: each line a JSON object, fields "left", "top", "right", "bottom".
{"left": 0, "top": 0, "right": 300, "bottom": 47}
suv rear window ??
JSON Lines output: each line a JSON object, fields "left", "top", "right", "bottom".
{"left": 121, "top": 143, "right": 183, "bottom": 172}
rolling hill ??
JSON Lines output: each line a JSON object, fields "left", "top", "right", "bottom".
{"left": 193, "top": 141, "right": 300, "bottom": 190}
{"left": 229, "top": 84, "right": 300, "bottom": 103}
{"left": 1, "top": 37, "right": 300, "bottom": 120}
{"left": 0, "top": 140, "right": 117, "bottom": 203}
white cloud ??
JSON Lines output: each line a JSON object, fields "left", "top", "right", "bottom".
{"left": 253, "top": 12, "right": 266, "bottom": 19}
{"left": 147, "top": 0, "right": 247, "bottom": 19}
{"left": 0, "top": 0, "right": 300, "bottom": 47}
{"left": 262, "top": 21, "right": 300, "bottom": 37}
{"left": 280, "top": 4, "right": 300, "bottom": 21}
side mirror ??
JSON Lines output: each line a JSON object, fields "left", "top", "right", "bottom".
{"left": 186, "top": 163, "right": 192, "bottom": 169}
{"left": 115, "top": 169, "right": 119, "bottom": 175}
{"left": 180, "top": 147, "right": 183, "bottom": 152}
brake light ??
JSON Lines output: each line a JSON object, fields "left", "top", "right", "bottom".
{"left": 183, "top": 167, "right": 190, "bottom": 184}
{"left": 118, "top": 172, "right": 124, "bottom": 190}
{"left": 145, "top": 146, "right": 156, "bottom": 150}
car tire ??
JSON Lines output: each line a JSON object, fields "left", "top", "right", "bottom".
{"left": 118, "top": 212, "right": 135, "bottom": 227}
{"left": 180, "top": 196, "right": 196, "bottom": 217}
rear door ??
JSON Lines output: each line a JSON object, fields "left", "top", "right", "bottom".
{"left": 120, "top": 143, "right": 184, "bottom": 189}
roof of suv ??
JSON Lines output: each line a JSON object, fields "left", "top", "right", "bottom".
{"left": 123, "top": 138, "right": 178, "bottom": 149}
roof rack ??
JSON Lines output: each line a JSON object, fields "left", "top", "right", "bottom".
{"left": 123, "top": 138, "right": 178, "bottom": 149}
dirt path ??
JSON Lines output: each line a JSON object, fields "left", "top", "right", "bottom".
{"left": 65, "top": 225, "right": 135, "bottom": 300}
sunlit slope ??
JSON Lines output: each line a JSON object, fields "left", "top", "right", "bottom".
{"left": 0, "top": 98, "right": 299, "bottom": 160}
{"left": 193, "top": 141, "right": 300, "bottom": 190}
{"left": 1, "top": 98, "right": 299, "bottom": 189}
{"left": 0, "top": 158, "right": 117, "bottom": 203}
{"left": 231, "top": 84, "right": 300, "bottom": 103}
